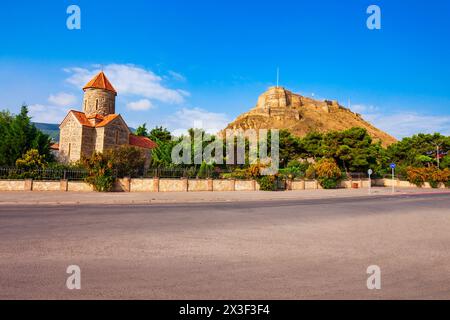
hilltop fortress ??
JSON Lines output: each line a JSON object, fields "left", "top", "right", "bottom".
{"left": 224, "top": 86, "right": 396, "bottom": 146}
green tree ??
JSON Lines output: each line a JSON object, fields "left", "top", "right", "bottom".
{"left": 135, "top": 123, "right": 149, "bottom": 137}
{"left": 0, "top": 106, "right": 52, "bottom": 166}
{"left": 277, "top": 130, "right": 301, "bottom": 168}
{"left": 299, "top": 132, "right": 324, "bottom": 160}
{"left": 149, "top": 126, "right": 172, "bottom": 144}
{"left": 441, "top": 155, "right": 450, "bottom": 169}
{"left": 136, "top": 125, "right": 172, "bottom": 144}
{"left": 300, "top": 128, "right": 382, "bottom": 174}
{"left": 387, "top": 133, "right": 450, "bottom": 168}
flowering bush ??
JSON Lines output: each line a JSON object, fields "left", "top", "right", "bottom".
{"left": 406, "top": 167, "right": 428, "bottom": 187}
{"left": 81, "top": 152, "right": 115, "bottom": 192}
{"left": 429, "top": 168, "right": 450, "bottom": 188}
{"left": 314, "top": 158, "right": 342, "bottom": 189}
{"left": 406, "top": 167, "right": 450, "bottom": 188}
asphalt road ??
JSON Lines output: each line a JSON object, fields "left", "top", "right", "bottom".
{"left": 1, "top": 194, "right": 450, "bottom": 299}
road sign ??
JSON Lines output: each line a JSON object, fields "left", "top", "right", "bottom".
{"left": 390, "top": 164, "right": 396, "bottom": 194}
{"left": 368, "top": 169, "right": 373, "bottom": 195}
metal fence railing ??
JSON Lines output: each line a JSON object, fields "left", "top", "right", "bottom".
{"left": 0, "top": 167, "right": 235, "bottom": 181}
{"left": 143, "top": 167, "right": 234, "bottom": 179}
{"left": 0, "top": 167, "right": 88, "bottom": 181}
{"left": 0, "top": 167, "right": 387, "bottom": 182}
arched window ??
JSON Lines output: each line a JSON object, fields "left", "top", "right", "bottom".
{"left": 95, "top": 99, "right": 99, "bottom": 110}
{"left": 68, "top": 143, "right": 71, "bottom": 158}
{"left": 115, "top": 131, "right": 119, "bottom": 145}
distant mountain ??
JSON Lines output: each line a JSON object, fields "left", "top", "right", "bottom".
{"left": 33, "top": 122, "right": 136, "bottom": 143}
{"left": 34, "top": 123, "right": 60, "bottom": 142}
{"left": 223, "top": 87, "right": 397, "bottom": 147}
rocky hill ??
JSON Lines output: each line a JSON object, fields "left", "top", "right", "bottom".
{"left": 223, "top": 87, "right": 396, "bottom": 146}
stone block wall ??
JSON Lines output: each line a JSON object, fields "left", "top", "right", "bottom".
{"left": 235, "top": 180, "right": 256, "bottom": 191}
{"left": 0, "top": 178, "right": 447, "bottom": 193}
{"left": 32, "top": 181, "right": 61, "bottom": 192}
{"left": 304, "top": 180, "right": 319, "bottom": 190}
{"left": 0, "top": 180, "right": 26, "bottom": 191}
{"left": 159, "top": 179, "right": 187, "bottom": 192}
{"left": 67, "top": 182, "right": 94, "bottom": 192}
{"left": 188, "top": 180, "right": 210, "bottom": 192}
{"left": 130, "top": 179, "right": 156, "bottom": 192}
{"left": 213, "top": 180, "right": 235, "bottom": 191}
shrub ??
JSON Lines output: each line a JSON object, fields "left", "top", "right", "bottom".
{"left": 104, "top": 146, "right": 146, "bottom": 178}
{"left": 406, "top": 167, "right": 450, "bottom": 188}
{"left": 257, "top": 175, "right": 277, "bottom": 191}
{"left": 280, "top": 160, "right": 310, "bottom": 179}
{"left": 429, "top": 168, "right": 450, "bottom": 189}
{"left": 15, "top": 149, "right": 47, "bottom": 171}
{"left": 443, "top": 169, "right": 450, "bottom": 188}
{"left": 221, "top": 168, "right": 248, "bottom": 180}
{"left": 305, "top": 166, "right": 316, "bottom": 180}
{"left": 406, "top": 167, "right": 427, "bottom": 187}
{"left": 223, "top": 163, "right": 268, "bottom": 180}
{"left": 319, "top": 178, "right": 340, "bottom": 189}
{"left": 197, "top": 161, "right": 214, "bottom": 179}
{"left": 314, "top": 158, "right": 342, "bottom": 189}
{"left": 246, "top": 163, "right": 266, "bottom": 179}
{"left": 81, "top": 152, "right": 115, "bottom": 192}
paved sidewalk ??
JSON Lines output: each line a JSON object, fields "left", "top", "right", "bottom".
{"left": 0, "top": 187, "right": 448, "bottom": 205}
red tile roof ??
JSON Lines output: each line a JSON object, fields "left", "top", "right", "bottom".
{"left": 129, "top": 134, "right": 158, "bottom": 150}
{"left": 50, "top": 143, "right": 59, "bottom": 150}
{"left": 71, "top": 110, "right": 94, "bottom": 127}
{"left": 87, "top": 114, "right": 104, "bottom": 120}
{"left": 96, "top": 114, "right": 120, "bottom": 127}
{"left": 83, "top": 71, "right": 117, "bottom": 95}
{"left": 68, "top": 111, "right": 121, "bottom": 128}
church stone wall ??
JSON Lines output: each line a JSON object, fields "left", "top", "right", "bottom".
{"left": 95, "top": 127, "right": 105, "bottom": 153}
{"left": 102, "top": 118, "right": 130, "bottom": 151}
{"left": 59, "top": 116, "right": 83, "bottom": 163}
{"left": 80, "top": 127, "right": 96, "bottom": 158}
{"left": 83, "top": 88, "right": 116, "bottom": 116}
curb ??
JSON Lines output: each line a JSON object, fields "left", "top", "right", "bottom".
{"left": 0, "top": 190, "right": 449, "bottom": 206}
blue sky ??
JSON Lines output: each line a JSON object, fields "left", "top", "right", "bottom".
{"left": 0, "top": 0, "right": 449, "bottom": 137}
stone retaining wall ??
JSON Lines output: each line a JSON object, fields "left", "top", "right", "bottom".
{"left": 0, "top": 178, "right": 446, "bottom": 192}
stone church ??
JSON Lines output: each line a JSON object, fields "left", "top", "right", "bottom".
{"left": 58, "top": 72, "right": 157, "bottom": 163}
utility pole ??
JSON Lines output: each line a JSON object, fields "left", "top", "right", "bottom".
{"left": 433, "top": 142, "right": 443, "bottom": 168}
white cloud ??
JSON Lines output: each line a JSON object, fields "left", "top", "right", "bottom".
{"left": 168, "top": 107, "right": 230, "bottom": 136}
{"left": 28, "top": 104, "right": 70, "bottom": 124}
{"left": 168, "top": 70, "right": 186, "bottom": 82}
{"left": 350, "top": 104, "right": 379, "bottom": 114}
{"left": 353, "top": 104, "right": 450, "bottom": 138}
{"left": 367, "top": 113, "right": 450, "bottom": 138}
{"left": 48, "top": 92, "right": 77, "bottom": 107}
{"left": 126, "top": 99, "right": 154, "bottom": 111}
{"left": 64, "top": 64, "right": 187, "bottom": 104}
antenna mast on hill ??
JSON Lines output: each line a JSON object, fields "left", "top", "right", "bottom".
{"left": 276, "top": 67, "right": 280, "bottom": 88}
